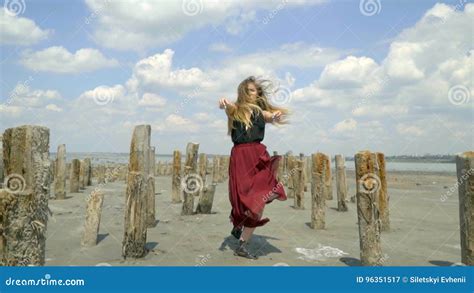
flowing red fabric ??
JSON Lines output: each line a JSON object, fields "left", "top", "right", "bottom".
{"left": 228, "top": 141, "right": 287, "bottom": 228}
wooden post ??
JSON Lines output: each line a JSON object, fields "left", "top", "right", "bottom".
{"left": 219, "top": 156, "right": 227, "bottom": 182}
{"left": 294, "top": 159, "right": 305, "bottom": 209}
{"left": 69, "top": 159, "right": 81, "bottom": 193}
{"left": 310, "top": 153, "right": 326, "bottom": 229}
{"left": 84, "top": 158, "right": 92, "bottom": 186}
{"left": 335, "top": 154, "right": 348, "bottom": 212}
{"left": 171, "top": 150, "right": 182, "bottom": 203}
{"left": 300, "top": 153, "right": 308, "bottom": 192}
{"left": 1, "top": 125, "right": 50, "bottom": 266}
{"left": 375, "top": 153, "right": 389, "bottom": 231}
{"left": 198, "top": 153, "right": 207, "bottom": 197}
{"left": 355, "top": 150, "right": 382, "bottom": 266}
{"left": 181, "top": 142, "right": 199, "bottom": 215}
{"left": 456, "top": 151, "right": 474, "bottom": 265}
{"left": 212, "top": 156, "right": 219, "bottom": 184}
{"left": 81, "top": 190, "right": 105, "bottom": 247}
{"left": 54, "top": 144, "right": 67, "bottom": 199}
{"left": 146, "top": 147, "right": 156, "bottom": 228}
{"left": 97, "top": 165, "right": 106, "bottom": 184}
{"left": 324, "top": 156, "right": 333, "bottom": 200}
{"left": 287, "top": 155, "right": 296, "bottom": 198}
{"left": 196, "top": 183, "right": 217, "bottom": 214}
{"left": 122, "top": 125, "right": 150, "bottom": 258}
{"left": 79, "top": 159, "right": 86, "bottom": 189}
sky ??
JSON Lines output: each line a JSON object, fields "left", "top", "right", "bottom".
{"left": 0, "top": 0, "right": 472, "bottom": 156}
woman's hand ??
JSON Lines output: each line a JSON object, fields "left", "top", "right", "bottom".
{"left": 218, "top": 98, "right": 231, "bottom": 109}
{"left": 272, "top": 110, "right": 282, "bottom": 122}
{"left": 219, "top": 98, "right": 236, "bottom": 116}
{"left": 263, "top": 110, "right": 282, "bottom": 123}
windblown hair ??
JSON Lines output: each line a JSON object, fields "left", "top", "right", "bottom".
{"left": 227, "top": 76, "right": 291, "bottom": 135}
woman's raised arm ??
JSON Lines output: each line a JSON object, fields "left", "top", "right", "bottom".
{"left": 218, "top": 98, "right": 237, "bottom": 116}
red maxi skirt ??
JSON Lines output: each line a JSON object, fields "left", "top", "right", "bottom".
{"left": 228, "top": 141, "right": 287, "bottom": 228}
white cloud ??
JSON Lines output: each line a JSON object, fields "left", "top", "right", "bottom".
{"left": 0, "top": 8, "right": 51, "bottom": 45}
{"left": 45, "top": 104, "right": 62, "bottom": 112}
{"left": 319, "top": 56, "right": 379, "bottom": 89}
{"left": 20, "top": 46, "right": 119, "bottom": 73}
{"left": 8, "top": 84, "right": 62, "bottom": 108}
{"left": 209, "top": 42, "right": 233, "bottom": 53}
{"left": 85, "top": 0, "right": 326, "bottom": 51}
{"left": 292, "top": 2, "right": 473, "bottom": 117}
{"left": 128, "top": 49, "right": 207, "bottom": 90}
{"left": 164, "top": 114, "right": 199, "bottom": 133}
{"left": 333, "top": 118, "right": 357, "bottom": 133}
{"left": 139, "top": 93, "right": 167, "bottom": 107}
{"left": 396, "top": 124, "right": 424, "bottom": 137}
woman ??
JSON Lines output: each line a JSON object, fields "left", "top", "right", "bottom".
{"left": 218, "top": 76, "right": 290, "bottom": 259}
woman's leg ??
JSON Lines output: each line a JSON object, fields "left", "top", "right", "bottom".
{"left": 240, "top": 207, "right": 265, "bottom": 242}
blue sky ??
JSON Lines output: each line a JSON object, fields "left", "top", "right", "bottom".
{"left": 1, "top": 0, "right": 472, "bottom": 156}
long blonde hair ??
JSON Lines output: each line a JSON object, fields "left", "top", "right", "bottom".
{"left": 227, "top": 76, "right": 291, "bottom": 135}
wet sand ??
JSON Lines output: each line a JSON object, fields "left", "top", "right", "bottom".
{"left": 45, "top": 169, "right": 462, "bottom": 266}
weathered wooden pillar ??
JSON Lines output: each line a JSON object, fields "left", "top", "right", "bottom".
{"left": 300, "top": 153, "right": 308, "bottom": 192}
{"left": 196, "top": 183, "right": 217, "bottom": 214}
{"left": 69, "top": 159, "right": 81, "bottom": 193}
{"left": 335, "top": 154, "right": 348, "bottom": 212}
{"left": 171, "top": 150, "right": 182, "bottom": 203}
{"left": 1, "top": 125, "right": 50, "bottom": 266}
{"left": 198, "top": 153, "right": 208, "bottom": 194}
{"left": 375, "top": 153, "right": 389, "bottom": 231}
{"left": 219, "top": 156, "right": 226, "bottom": 182}
{"left": 122, "top": 125, "right": 150, "bottom": 258}
{"left": 81, "top": 190, "right": 105, "bottom": 247}
{"left": 212, "top": 155, "right": 220, "bottom": 184}
{"left": 84, "top": 158, "right": 92, "bottom": 186}
{"left": 146, "top": 147, "right": 156, "bottom": 228}
{"left": 54, "top": 144, "right": 67, "bottom": 199}
{"left": 79, "top": 159, "right": 86, "bottom": 189}
{"left": 294, "top": 159, "right": 305, "bottom": 209}
{"left": 310, "top": 153, "right": 326, "bottom": 229}
{"left": 155, "top": 161, "right": 161, "bottom": 176}
{"left": 355, "top": 150, "right": 382, "bottom": 266}
{"left": 97, "top": 165, "right": 106, "bottom": 184}
{"left": 223, "top": 156, "right": 229, "bottom": 180}
{"left": 287, "top": 155, "right": 296, "bottom": 198}
{"left": 324, "top": 156, "right": 333, "bottom": 200}
{"left": 181, "top": 143, "right": 199, "bottom": 215}
{"left": 456, "top": 151, "right": 474, "bottom": 265}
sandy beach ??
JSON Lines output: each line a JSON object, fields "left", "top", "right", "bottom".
{"left": 45, "top": 168, "right": 462, "bottom": 266}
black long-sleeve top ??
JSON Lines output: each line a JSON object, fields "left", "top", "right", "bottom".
{"left": 231, "top": 110, "right": 265, "bottom": 145}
